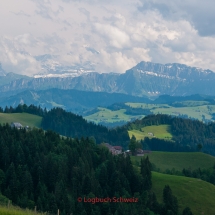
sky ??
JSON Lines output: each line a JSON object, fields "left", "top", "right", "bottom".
{"left": 0, "top": 0, "right": 215, "bottom": 76}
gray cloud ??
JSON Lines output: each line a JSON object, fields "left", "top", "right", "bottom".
{"left": 0, "top": 0, "right": 215, "bottom": 75}
{"left": 139, "top": 0, "right": 215, "bottom": 36}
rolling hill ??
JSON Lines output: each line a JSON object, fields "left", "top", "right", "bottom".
{"left": 152, "top": 171, "right": 215, "bottom": 215}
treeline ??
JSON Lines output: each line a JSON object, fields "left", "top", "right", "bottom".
{"left": 126, "top": 114, "right": 215, "bottom": 155}
{"left": 0, "top": 104, "right": 46, "bottom": 117}
{"left": 0, "top": 124, "right": 191, "bottom": 215}
{"left": 141, "top": 137, "right": 195, "bottom": 152}
{"left": 182, "top": 166, "right": 215, "bottom": 185}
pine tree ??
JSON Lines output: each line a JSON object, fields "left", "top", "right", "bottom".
{"left": 140, "top": 156, "right": 152, "bottom": 190}
{"left": 182, "top": 207, "right": 193, "bottom": 215}
{"left": 162, "top": 185, "right": 178, "bottom": 215}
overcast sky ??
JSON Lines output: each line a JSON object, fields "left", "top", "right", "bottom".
{"left": 0, "top": 0, "right": 215, "bottom": 75}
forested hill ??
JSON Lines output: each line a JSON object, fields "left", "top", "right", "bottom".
{"left": 127, "top": 114, "right": 215, "bottom": 155}
{"left": 41, "top": 107, "right": 130, "bottom": 147}
{"left": 0, "top": 124, "right": 187, "bottom": 215}
{"left": 3, "top": 104, "right": 215, "bottom": 155}
{"left": 0, "top": 105, "right": 130, "bottom": 147}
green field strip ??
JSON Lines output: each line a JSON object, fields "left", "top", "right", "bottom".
{"left": 0, "top": 113, "right": 42, "bottom": 128}
{"left": 131, "top": 152, "right": 215, "bottom": 171}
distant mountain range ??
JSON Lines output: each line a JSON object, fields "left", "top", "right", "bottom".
{"left": 0, "top": 88, "right": 150, "bottom": 114}
{"left": 0, "top": 61, "right": 215, "bottom": 97}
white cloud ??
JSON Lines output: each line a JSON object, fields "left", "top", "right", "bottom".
{"left": 0, "top": 0, "right": 215, "bottom": 76}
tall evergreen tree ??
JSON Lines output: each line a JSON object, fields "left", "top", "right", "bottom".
{"left": 140, "top": 156, "right": 152, "bottom": 190}
{"left": 162, "top": 185, "right": 178, "bottom": 215}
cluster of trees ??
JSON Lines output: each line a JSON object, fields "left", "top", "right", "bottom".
{"left": 0, "top": 123, "right": 193, "bottom": 215}
{"left": 126, "top": 114, "right": 215, "bottom": 155}
{"left": 182, "top": 166, "right": 215, "bottom": 186}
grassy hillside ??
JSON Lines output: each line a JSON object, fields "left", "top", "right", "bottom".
{"left": 0, "top": 194, "right": 45, "bottom": 215}
{"left": 131, "top": 152, "right": 215, "bottom": 172}
{"left": 0, "top": 205, "right": 46, "bottom": 215}
{"left": 85, "top": 107, "right": 144, "bottom": 125}
{"left": 85, "top": 101, "right": 215, "bottom": 127}
{"left": 152, "top": 171, "right": 215, "bottom": 215}
{"left": 128, "top": 124, "right": 172, "bottom": 141}
{"left": 0, "top": 113, "right": 42, "bottom": 128}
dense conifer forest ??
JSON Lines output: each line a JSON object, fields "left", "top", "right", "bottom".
{"left": 41, "top": 108, "right": 130, "bottom": 148}
{"left": 0, "top": 123, "right": 191, "bottom": 215}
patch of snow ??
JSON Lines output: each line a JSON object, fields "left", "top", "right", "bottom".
{"left": 34, "top": 70, "right": 94, "bottom": 78}
{"left": 137, "top": 69, "right": 186, "bottom": 81}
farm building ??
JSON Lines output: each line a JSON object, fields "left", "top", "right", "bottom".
{"left": 102, "top": 143, "right": 123, "bottom": 155}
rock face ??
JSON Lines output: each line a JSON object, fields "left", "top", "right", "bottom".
{"left": 0, "top": 61, "right": 215, "bottom": 97}
{"left": 120, "top": 62, "right": 215, "bottom": 96}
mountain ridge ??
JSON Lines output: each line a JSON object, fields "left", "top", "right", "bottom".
{"left": 1, "top": 61, "right": 215, "bottom": 97}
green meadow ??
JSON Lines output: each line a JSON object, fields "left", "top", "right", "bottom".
{"left": 0, "top": 113, "right": 42, "bottom": 128}
{"left": 85, "top": 101, "right": 215, "bottom": 126}
{"left": 128, "top": 124, "right": 172, "bottom": 141}
{"left": 85, "top": 107, "right": 144, "bottom": 124}
{"left": 131, "top": 152, "right": 215, "bottom": 172}
{"left": 0, "top": 205, "right": 47, "bottom": 215}
{"left": 152, "top": 172, "right": 215, "bottom": 215}
{"left": 132, "top": 152, "right": 215, "bottom": 214}
{"left": 126, "top": 102, "right": 215, "bottom": 122}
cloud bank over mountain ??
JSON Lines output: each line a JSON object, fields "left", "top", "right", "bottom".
{"left": 0, "top": 0, "right": 215, "bottom": 75}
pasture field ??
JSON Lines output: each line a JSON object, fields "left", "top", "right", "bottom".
{"left": 0, "top": 205, "right": 47, "bottom": 215}
{"left": 151, "top": 105, "right": 215, "bottom": 121}
{"left": 126, "top": 102, "right": 215, "bottom": 122}
{"left": 85, "top": 107, "right": 144, "bottom": 124}
{"left": 0, "top": 113, "right": 42, "bottom": 128}
{"left": 131, "top": 152, "right": 215, "bottom": 172}
{"left": 152, "top": 171, "right": 215, "bottom": 215}
{"left": 128, "top": 124, "right": 172, "bottom": 141}
{"left": 86, "top": 102, "right": 215, "bottom": 126}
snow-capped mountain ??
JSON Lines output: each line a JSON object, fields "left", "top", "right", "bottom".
{"left": 1, "top": 61, "right": 215, "bottom": 97}
{"left": 34, "top": 54, "right": 96, "bottom": 78}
